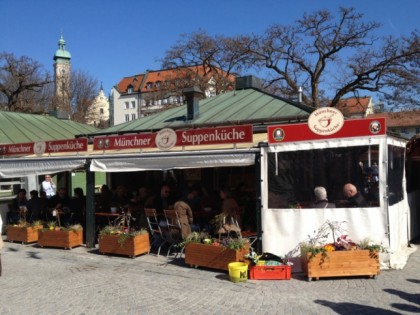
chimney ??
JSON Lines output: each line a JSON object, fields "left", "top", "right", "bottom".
{"left": 298, "top": 86, "right": 303, "bottom": 103}
{"left": 235, "top": 75, "right": 262, "bottom": 90}
{"left": 183, "top": 86, "right": 203, "bottom": 121}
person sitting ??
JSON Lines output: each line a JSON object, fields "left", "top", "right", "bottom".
{"left": 41, "top": 174, "right": 56, "bottom": 199}
{"left": 342, "top": 183, "right": 369, "bottom": 208}
{"left": 145, "top": 184, "right": 175, "bottom": 216}
{"left": 97, "top": 184, "right": 114, "bottom": 212}
{"left": 70, "top": 187, "right": 86, "bottom": 225}
{"left": 48, "top": 187, "right": 72, "bottom": 224}
{"left": 8, "top": 188, "right": 28, "bottom": 224}
{"left": 217, "top": 187, "right": 241, "bottom": 237}
{"left": 26, "top": 190, "right": 45, "bottom": 222}
{"left": 114, "top": 185, "right": 130, "bottom": 210}
{"left": 312, "top": 186, "right": 336, "bottom": 208}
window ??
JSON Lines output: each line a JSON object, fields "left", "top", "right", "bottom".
{"left": 416, "top": 127, "right": 420, "bottom": 134}
{"left": 131, "top": 101, "right": 135, "bottom": 109}
{"left": 267, "top": 145, "right": 380, "bottom": 208}
{"left": 99, "top": 108, "right": 104, "bottom": 114}
{"left": 387, "top": 145, "right": 405, "bottom": 206}
{"left": 0, "top": 178, "right": 23, "bottom": 199}
{"left": 146, "top": 82, "right": 153, "bottom": 89}
{"left": 125, "top": 114, "right": 130, "bottom": 122}
{"left": 127, "top": 86, "right": 133, "bottom": 94}
{"left": 124, "top": 102, "right": 129, "bottom": 109}
{"left": 156, "top": 81, "right": 161, "bottom": 88}
{"left": 401, "top": 128, "right": 407, "bottom": 134}
{"left": 131, "top": 113, "right": 136, "bottom": 120}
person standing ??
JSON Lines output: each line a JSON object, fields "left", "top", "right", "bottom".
{"left": 41, "top": 175, "right": 56, "bottom": 199}
{"left": 0, "top": 214, "right": 4, "bottom": 276}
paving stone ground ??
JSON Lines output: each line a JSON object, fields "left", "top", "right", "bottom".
{"left": 0, "top": 236, "right": 419, "bottom": 315}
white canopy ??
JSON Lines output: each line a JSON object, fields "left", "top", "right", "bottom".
{"left": 0, "top": 157, "right": 87, "bottom": 178}
{"left": 90, "top": 150, "right": 257, "bottom": 172}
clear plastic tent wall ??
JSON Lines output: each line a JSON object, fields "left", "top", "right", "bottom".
{"left": 260, "top": 135, "right": 412, "bottom": 270}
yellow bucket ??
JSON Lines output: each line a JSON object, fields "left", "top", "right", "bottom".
{"left": 228, "top": 262, "right": 248, "bottom": 283}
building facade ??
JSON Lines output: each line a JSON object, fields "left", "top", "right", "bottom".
{"left": 86, "top": 85, "right": 110, "bottom": 127}
{"left": 53, "top": 35, "right": 71, "bottom": 112}
{"left": 110, "top": 66, "right": 234, "bottom": 126}
{"left": 336, "top": 96, "right": 375, "bottom": 118}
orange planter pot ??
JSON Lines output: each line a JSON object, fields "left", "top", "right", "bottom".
{"left": 185, "top": 243, "right": 249, "bottom": 271}
{"left": 98, "top": 233, "right": 150, "bottom": 258}
{"left": 7, "top": 226, "right": 42, "bottom": 244}
{"left": 38, "top": 229, "right": 83, "bottom": 249}
{"left": 301, "top": 249, "right": 380, "bottom": 281}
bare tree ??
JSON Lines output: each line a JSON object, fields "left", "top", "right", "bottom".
{"left": 0, "top": 52, "right": 52, "bottom": 112}
{"left": 161, "top": 30, "right": 246, "bottom": 96}
{"left": 70, "top": 69, "right": 99, "bottom": 123}
{"left": 237, "top": 7, "right": 420, "bottom": 108}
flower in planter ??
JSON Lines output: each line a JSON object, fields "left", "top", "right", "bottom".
{"left": 298, "top": 220, "right": 386, "bottom": 259}
{"left": 99, "top": 225, "right": 147, "bottom": 246}
{"left": 179, "top": 231, "right": 250, "bottom": 250}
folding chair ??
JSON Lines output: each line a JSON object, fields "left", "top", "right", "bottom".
{"left": 144, "top": 208, "right": 166, "bottom": 256}
{"left": 162, "top": 209, "right": 183, "bottom": 258}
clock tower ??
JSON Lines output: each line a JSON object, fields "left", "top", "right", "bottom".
{"left": 53, "top": 35, "right": 71, "bottom": 111}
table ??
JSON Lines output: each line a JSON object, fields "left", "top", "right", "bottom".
{"left": 95, "top": 212, "right": 120, "bottom": 226}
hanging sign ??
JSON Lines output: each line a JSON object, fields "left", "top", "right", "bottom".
{"left": 268, "top": 117, "right": 386, "bottom": 144}
{"left": 0, "top": 138, "right": 88, "bottom": 156}
{"left": 93, "top": 125, "right": 253, "bottom": 151}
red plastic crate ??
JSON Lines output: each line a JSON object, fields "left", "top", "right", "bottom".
{"left": 249, "top": 265, "right": 291, "bottom": 280}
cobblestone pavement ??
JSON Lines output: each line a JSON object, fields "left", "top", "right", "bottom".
{"left": 0, "top": 237, "right": 419, "bottom": 315}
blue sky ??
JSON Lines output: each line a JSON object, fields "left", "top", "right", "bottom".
{"left": 1, "top": 0, "right": 419, "bottom": 96}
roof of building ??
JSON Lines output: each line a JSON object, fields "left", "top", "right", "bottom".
{"left": 0, "top": 111, "right": 98, "bottom": 144}
{"left": 336, "top": 96, "right": 372, "bottom": 116}
{"left": 115, "top": 65, "right": 234, "bottom": 94}
{"left": 368, "top": 110, "right": 420, "bottom": 128}
{"left": 88, "top": 86, "right": 314, "bottom": 136}
{"left": 115, "top": 74, "right": 145, "bottom": 94}
{"left": 53, "top": 35, "right": 71, "bottom": 60}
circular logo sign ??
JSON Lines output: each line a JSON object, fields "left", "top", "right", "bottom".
{"left": 272, "top": 128, "right": 285, "bottom": 142}
{"left": 308, "top": 107, "right": 344, "bottom": 136}
{"left": 33, "top": 141, "right": 46, "bottom": 155}
{"left": 369, "top": 120, "right": 381, "bottom": 134}
{"left": 156, "top": 128, "right": 177, "bottom": 150}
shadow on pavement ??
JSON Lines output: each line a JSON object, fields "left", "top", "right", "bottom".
{"left": 314, "top": 299, "right": 401, "bottom": 314}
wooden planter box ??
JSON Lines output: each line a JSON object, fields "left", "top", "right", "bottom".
{"left": 98, "top": 233, "right": 150, "bottom": 258}
{"left": 38, "top": 229, "right": 83, "bottom": 249}
{"left": 185, "top": 243, "right": 249, "bottom": 271}
{"left": 7, "top": 225, "right": 42, "bottom": 244}
{"left": 301, "top": 249, "right": 380, "bottom": 281}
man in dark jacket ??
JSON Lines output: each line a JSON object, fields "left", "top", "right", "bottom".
{"left": 343, "top": 183, "right": 369, "bottom": 208}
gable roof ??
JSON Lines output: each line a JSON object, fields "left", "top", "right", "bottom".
{"left": 114, "top": 65, "right": 234, "bottom": 94}
{"left": 0, "top": 111, "right": 98, "bottom": 144}
{"left": 115, "top": 74, "right": 145, "bottom": 94}
{"left": 87, "top": 87, "right": 314, "bottom": 136}
{"left": 368, "top": 110, "right": 420, "bottom": 128}
{"left": 336, "top": 96, "right": 372, "bottom": 116}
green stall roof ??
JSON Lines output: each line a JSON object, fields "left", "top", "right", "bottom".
{"left": 89, "top": 87, "right": 314, "bottom": 136}
{"left": 0, "top": 111, "right": 98, "bottom": 144}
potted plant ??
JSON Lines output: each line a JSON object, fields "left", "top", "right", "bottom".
{"left": 98, "top": 211, "right": 150, "bottom": 258}
{"left": 300, "top": 221, "right": 384, "bottom": 281}
{"left": 38, "top": 224, "right": 83, "bottom": 249}
{"left": 6, "top": 220, "right": 43, "bottom": 244}
{"left": 183, "top": 232, "right": 250, "bottom": 271}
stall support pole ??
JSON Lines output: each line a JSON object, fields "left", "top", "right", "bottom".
{"left": 85, "top": 160, "right": 96, "bottom": 248}
{"left": 255, "top": 147, "right": 263, "bottom": 254}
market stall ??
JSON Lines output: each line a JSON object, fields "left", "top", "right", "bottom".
{"left": 260, "top": 108, "right": 413, "bottom": 270}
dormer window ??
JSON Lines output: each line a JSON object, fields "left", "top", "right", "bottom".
{"left": 127, "top": 85, "right": 133, "bottom": 94}
{"left": 146, "top": 82, "right": 153, "bottom": 89}
{"left": 156, "top": 81, "right": 162, "bottom": 88}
